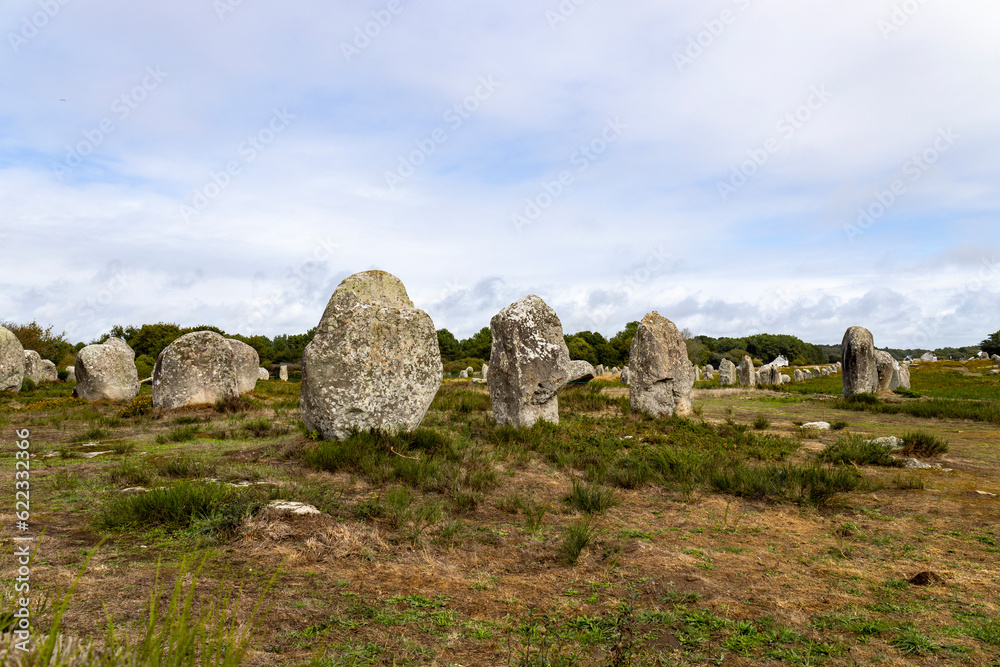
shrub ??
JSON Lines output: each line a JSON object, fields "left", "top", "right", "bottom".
{"left": 565, "top": 480, "right": 617, "bottom": 514}
{"left": 899, "top": 431, "right": 949, "bottom": 457}
{"left": 752, "top": 414, "right": 770, "bottom": 430}
{"left": 96, "top": 481, "right": 276, "bottom": 535}
{"left": 20, "top": 378, "right": 36, "bottom": 393}
{"left": 107, "top": 459, "right": 155, "bottom": 487}
{"left": 242, "top": 416, "right": 274, "bottom": 438}
{"left": 118, "top": 394, "right": 153, "bottom": 418}
{"left": 215, "top": 395, "right": 251, "bottom": 413}
{"left": 155, "top": 425, "right": 200, "bottom": 445}
{"left": 820, "top": 434, "right": 904, "bottom": 467}
{"left": 561, "top": 517, "right": 596, "bottom": 565}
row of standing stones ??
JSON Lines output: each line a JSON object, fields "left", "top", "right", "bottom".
{"left": 0, "top": 271, "right": 966, "bottom": 440}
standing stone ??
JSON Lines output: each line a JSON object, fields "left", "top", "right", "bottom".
{"left": 705, "top": 364, "right": 714, "bottom": 373}
{"left": 992, "top": 354, "right": 1000, "bottom": 365}
{"left": 875, "top": 350, "right": 901, "bottom": 392}
{"left": 258, "top": 367, "right": 270, "bottom": 381}
{"left": 227, "top": 339, "right": 260, "bottom": 394}
{"left": 39, "top": 360, "right": 58, "bottom": 382}
{"left": 465, "top": 366, "right": 473, "bottom": 376}
{"left": 628, "top": 312, "right": 696, "bottom": 418}
{"left": 300, "top": 270, "right": 442, "bottom": 440}
{"left": 596, "top": 364, "right": 605, "bottom": 376}
{"left": 65, "top": 366, "right": 76, "bottom": 382}
{"left": 23, "top": 350, "right": 43, "bottom": 385}
{"left": 842, "top": 326, "right": 879, "bottom": 396}
{"left": 481, "top": 362, "right": 489, "bottom": 380}
{"left": 487, "top": 295, "right": 571, "bottom": 428}
{"left": 0, "top": 326, "right": 25, "bottom": 392}
{"left": 794, "top": 369, "right": 804, "bottom": 382}
{"left": 779, "top": 374, "right": 791, "bottom": 384}
{"left": 757, "top": 364, "right": 780, "bottom": 386}
{"left": 694, "top": 366, "right": 702, "bottom": 381}
{"left": 459, "top": 370, "right": 468, "bottom": 379}
{"left": 75, "top": 338, "right": 140, "bottom": 402}
{"left": 279, "top": 364, "right": 289, "bottom": 381}
{"left": 719, "top": 359, "right": 737, "bottom": 386}
{"left": 152, "top": 331, "right": 239, "bottom": 409}
{"left": 737, "top": 355, "right": 756, "bottom": 387}
{"left": 621, "top": 366, "right": 629, "bottom": 385}
{"left": 802, "top": 370, "right": 812, "bottom": 379}
{"left": 897, "top": 363, "right": 911, "bottom": 389}
{"left": 567, "top": 359, "right": 596, "bottom": 383}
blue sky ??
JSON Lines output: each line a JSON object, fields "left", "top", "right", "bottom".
{"left": 2, "top": 0, "right": 998, "bottom": 349}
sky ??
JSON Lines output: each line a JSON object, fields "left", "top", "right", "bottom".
{"left": 2, "top": 0, "right": 998, "bottom": 350}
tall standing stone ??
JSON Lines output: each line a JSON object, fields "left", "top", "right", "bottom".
{"left": 74, "top": 338, "right": 140, "bottom": 402}
{"left": 23, "top": 350, "right": 43, "bottom": 385}
{"left": 65, "top": 366, "right": 76, "bottom": 382}
{"left": 228, "top": 339, "right": 260, "bottom": 394}
{"left": 258, "top": 367, "right": 270, "bottom": 381}
{"left": 481, "top": 362, "right": 489, "bottom": 380}
{"left": 620, "top": 366, "right": 629, "bottom": 385}
{"left": 875, "top": 350, "right": 901, "bottom": 392}
{"left": 459, "top": 370, "right": 468, "bottom": 379}
{"left": 628, "top": 312, "right": 696, "bottom": 418}
{"left": 793, "top": 369, "right": 804, "bottom": 383}
{"left": 897, "top": 362, "right": 911, "bottom": 390}
{"left": 737, "top": 355, "right": 756, "bottom": 387}
{"left": 279, "top": 364, "right": 288, "bottom": 381}
{"left": 300, "top": 270, "right": 442, "bottom": 440}
{"left": 719, "top": 359, "right": 737, "bottom": 385}
{"left": 757, "top": 364, "right": 780, "bottom": 386}
{"left": 487, "top": 295, "right": 571, "bottom": 428}
{"left": 0, "top": 326, "right": 24, "bottom": 392}
{"left": 842, "top": 326, "right": 878, "bottom": 396}
{"left": 153, "top": 331, "right": 239, "bottom": 409}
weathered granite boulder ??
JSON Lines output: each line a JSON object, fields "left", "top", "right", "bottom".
{"left": 628, "top": 312, "right": 695, "bottom": 418}
{"left": 897, "top": 362, "right": 911, "bottom": 389}
{"left": 737, "top": 355, "right": 756, "bottom": 387}
{"left": 279, "top": 364, "right": 288, "bottom": 381}
{"left": 793, "top": 369, "right": 804, "bottom": 382}
{"left": 258, "top": 367, "right": 270, "bottom": 381}
{"left": 39, "top": 359, "right": 58, "bottom": 382}
{"left": 65, "top": 366, "right": 76, "bottom": 382}
{"left": 23, "top": 350, "right": 43, "bottom": 385}
{"left": 779, "top": 373, "right": 791, "bottom": 384}
{"left": 300, "top": 270, "right": 442, "bottom": 440}
{"left": 227, "top": 339, "right": 260, "bottom": 394}
{"left": 482, "top": 362, "right": 489, "bottom": 380}
{"left": 0, "top": 327, "right": 24, "bottom": 392}
{"left": 719, "top": 359, "right": 737, "bottom": 385}
{"left": 74, "top": 338, "right": 140, "bottom": 402}
{"left": 842, "top": 326, "right": 878, "bottom": 396}
{"left": 757, "top": 364, "right": 780, "bottom": 386}
{"left": 705, "top": 364, "right": 714, "bottom": 373}
{"left": 566, "top": 359, "right": 596, "bottom": 384}
{"left": 875, "top": 350, "right": 901, "bottom": 392}
{"left": 694, "top": 366, "right": 702, "bottom": 381}
{"left": 459, "top": 369, "right": 468, "bottom": 379}
{"left": 596, "top": 364, "right": 605, "bottom": 376}
{"left": 488, "top": 295, "right": 571, "bottom": 427}
{"left": 152, "top": 331, "right": 239, "bottom": 409}
{"left": 620, "top": 366, "right": 629, "bottom": 385}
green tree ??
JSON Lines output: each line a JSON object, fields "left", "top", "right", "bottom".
{"left": 436, "top": 329, "right": 462, "bottom": 361}
{"left": 608, "top": 321, "right": 639, "bottom": 367}
{"left": 460, "top": 327, "right": 492, "bottom": 360}
{"left": 1, "top": 320, "right": 75, "bottom": 365}
{"left": 978, "top": 331, "right": 1000, "bottom": 356}
{"left": 565, "top": 336, "right": 598, "bottom": 366}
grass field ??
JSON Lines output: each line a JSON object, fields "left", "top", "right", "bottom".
{"left": 2, "top": 361, "right": 999, "bottom": 666}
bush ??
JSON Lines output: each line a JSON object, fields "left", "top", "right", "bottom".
{"left": 565, "top": 480, "right": 617, "bottom": 514}
{"left": 118, "top": 394, "right": 153, "bottom": 418}
{"left": 96, "top": 481, "right": 277, "bottom": 536}
{"left": 215, "top": 395, "right": 251, "bottom": 413}
{"left": 57, "top": 369, "right": 68, "bottom": 381}
{"left": 899, "top": 431, "right": 949, "bottom": 457}
{"left": 562, "top": 517, "right": 596, "bottom": 565}
{"left": 752, "top": 414, "right": 770, "bottom": 430}
{"left": 20, "top": 378, "right": 36, "bottom": 393}
{"left": 820, "top": 434, "right": 904, "bottom": 467}
{"left": 711, "top": 461, "right": 862, "bottom": 506}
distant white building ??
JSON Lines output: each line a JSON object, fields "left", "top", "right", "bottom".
{"left": 771, "top": 355, "right": 789, "bottom": 367}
